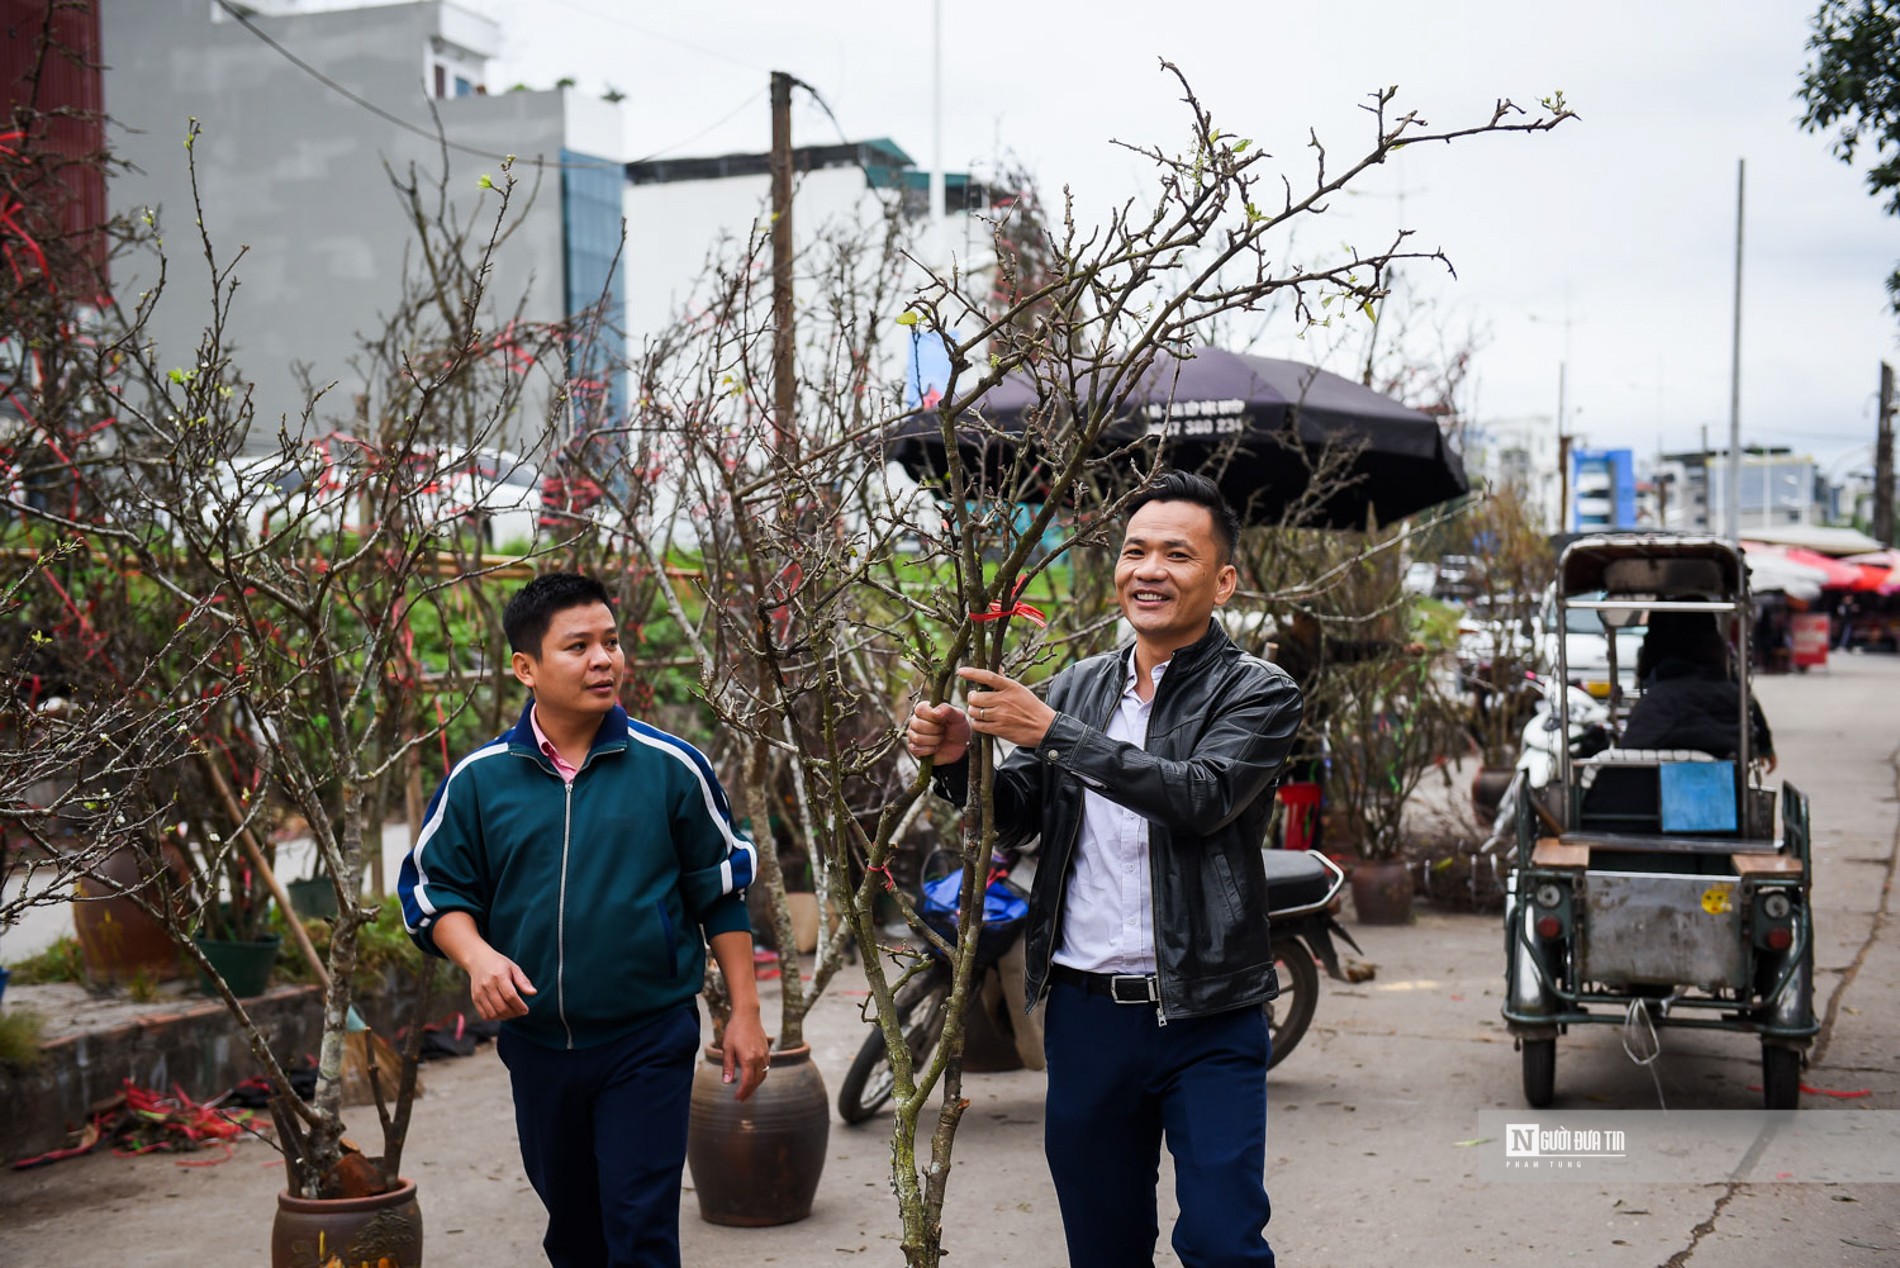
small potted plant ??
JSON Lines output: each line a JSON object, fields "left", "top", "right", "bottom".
{"left": 1319, "top": 648, "right": 1461, "bottom": 923}
{"left": 1449, "top": 485, "right": 1555, "bottom": 823}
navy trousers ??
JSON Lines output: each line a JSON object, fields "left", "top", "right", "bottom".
{"left": 497, "top": 1004, "right": 700, "bottom": 1268}
{"left": 1043, "top": 981, "right": 1275, "bottom": 1268}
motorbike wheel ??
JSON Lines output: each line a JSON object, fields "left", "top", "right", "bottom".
{"left": 1265, "top": 938, "right": 1320, "bottom": 1070}
{"left": 1761, "top": 1045, "right": 1802, "bottom": 1111}
{"left": 1522, "top": 1038, "right": 1556, "bottom": 1108}
{"left": 837, "top": 966, "right": 952, "bottom": 1125}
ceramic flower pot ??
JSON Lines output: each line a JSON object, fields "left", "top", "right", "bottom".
{"left": 194, "top": 933, "right": 281, "bottom": 997}
{"left": 72, "top": 843, "right": 185, "bottom": 984}
{"left": 1349, "top": 857, "right": 1415, "bottom": 925}
{"left": 1471, "top": 765, "right": 1517, "bottom": 826}
{"left": 685, "top": 1043, "right": 829, "bottom": 1226}
{"left": 272, "top": 1176, "right": 422, "bottom": 1268}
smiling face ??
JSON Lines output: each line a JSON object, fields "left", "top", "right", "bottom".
{"left": 1115, "top": 498, "right": 1238, "bottom": 661}
{"left": 510, "top": 601, "right": 625, "bottom": 725}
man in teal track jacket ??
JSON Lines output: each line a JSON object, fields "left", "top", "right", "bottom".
{"left": 400, "top": 572, "right": 767, "bottom": 1268}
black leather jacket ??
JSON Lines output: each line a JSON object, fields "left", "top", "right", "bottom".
{"left": 1620, "top": 656, "right": 1774, "bottom": 761}
{"left": 934, "top": 620, "right": 1303, "bottom": 1021}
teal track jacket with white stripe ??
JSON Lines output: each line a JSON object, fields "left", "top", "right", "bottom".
{"left": 399, "top": 701, "right": 755, "bottom": 1050}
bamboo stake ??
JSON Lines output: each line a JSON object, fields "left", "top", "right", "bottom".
{"left": 199, "top": 755, "right": 330, "bottom": 989}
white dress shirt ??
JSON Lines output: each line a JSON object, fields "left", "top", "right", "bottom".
{"left": 1052, "top": 652, "right": 1166, "bottom": 974}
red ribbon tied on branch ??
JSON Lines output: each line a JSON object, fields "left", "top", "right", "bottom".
{"left": 969, "top": 581, "right": 1046, "bottom": 629}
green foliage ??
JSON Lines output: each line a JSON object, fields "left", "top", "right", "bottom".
{"left": 354, "top": 894, "right": 426, "bottom": 977}
{"left": 124, "top": 966, "right": 163, "bottom": 1003}
{"left": 1798, "top": 0, "right": 1900, "bottom": 309}
{"left": 0, "top": 1008, "right": 46, "bottom": 1071}
{"left": 275, "top": 895, "right": 427, "bottom": 993}
{"left": 1409, "top": 597, "right": 1464, "bottom": 652}
{"left": 6, "top": 935, "right": 85, "bottom": 985}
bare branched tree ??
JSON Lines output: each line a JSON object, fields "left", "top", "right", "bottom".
{"left": 2, "top": 98, "right": 597, "bottom": 1196}
{"left": 566, "top": 66, "right": 1569, "bottom": 1266}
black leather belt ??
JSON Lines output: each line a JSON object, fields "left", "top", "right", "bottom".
{"left": 1051, "top": 963, "right": 1161, "bottom": 1005}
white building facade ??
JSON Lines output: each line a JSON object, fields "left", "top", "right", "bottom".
{"left": 1653, "top": 448, "right": 1821, "bottom": 534}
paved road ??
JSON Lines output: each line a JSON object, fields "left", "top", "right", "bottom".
{"left": 2, "top": 655, "right": 1896, "bottom": 1265}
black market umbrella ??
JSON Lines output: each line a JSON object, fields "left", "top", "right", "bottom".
{"left": 889, "top": 347, "right": 1468, "bottom": 529}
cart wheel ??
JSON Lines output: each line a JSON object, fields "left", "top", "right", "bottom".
{"left": 1264, "top": 938, "right": 1320, "bottom": 1070}
{"left": 1761, "top": 1045, "right": 1802, "bottom": 1111}
{"left": 1522, "top": 1038, "right": 1556, "bottom": 1108}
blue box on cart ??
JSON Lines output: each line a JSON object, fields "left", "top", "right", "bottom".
{"left": 1657, "top": 760, "right": 1738, "bottom": 833}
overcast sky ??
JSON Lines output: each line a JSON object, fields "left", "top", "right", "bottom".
{"left": 467, "top": 0, "right": 1893, "bottom": 476}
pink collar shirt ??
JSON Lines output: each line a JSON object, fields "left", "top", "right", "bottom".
{"left": 529, "top": 704, "right": 581, "bottom": 785}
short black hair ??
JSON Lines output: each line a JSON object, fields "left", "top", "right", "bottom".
{"left": 504, "top": 573, "right": 613, "bottom": 657}
{"left": 1125, "top": 470, "right": 1240, "bottom": 565}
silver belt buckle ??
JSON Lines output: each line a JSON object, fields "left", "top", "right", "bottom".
{"left": 1109, "top": 974, "right": 1158, "bottom": 1005}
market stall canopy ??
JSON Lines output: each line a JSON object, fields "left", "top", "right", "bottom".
{"left": 886, "top": 348, "right": 1468, "bottom": 529}
{"left": 1773, "top": 545, "right": 1875, "bottom": 590}
{"left": 1841, "top": 550, "right": 1900, "bottom": 595}
{"left": 1737, "top": 524, "right": 1884, "bottom": 556}
{"left": 1739, "top": 543, "right": 1827, "bottom": 601}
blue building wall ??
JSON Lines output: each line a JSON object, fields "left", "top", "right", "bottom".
{"left": 561, "top": 148, "right": 628, "bottom": 438}
{"left": 1572, "top": 447, "right": 1637, "bottom": 529}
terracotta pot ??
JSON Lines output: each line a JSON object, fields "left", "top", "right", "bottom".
{"left": 1471, "top": 765, "right": 1516, "bottom": 826}
{"left": 72, "top": 843, "right": 185, "bottom": 984}
{"left": 1349, "top": 857, "right": 1415, "bottom": 925}
{"left": 272, "top": 1177, "right": 422, "bottom": 1268}
{"left": 686, "top": 1043, "right": 829, "bottom": 1226}
{"left": 785, "top": 892, "right": 820, "bottom": 954}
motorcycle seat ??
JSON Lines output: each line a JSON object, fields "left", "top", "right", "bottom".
{"left": 1261, "top": 849, "right": 1333, "bottom": 911}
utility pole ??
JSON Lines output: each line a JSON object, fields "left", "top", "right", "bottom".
{"left": 1877, "top": 361, "right": 1896, "bottom": 545}
{"left": 770, "top": 70, "right": 798, "bottom": 467}
{"left": 1725, "top": 158, "right": 1745, "bottom": 542}
{"left": 930, "top": 0, "right": 946, "bottom": 266}
{"left": 1532, "top": 303, "right": 1576, "bottom": 534}
{"left": 1556, "top": 360, "right": 1570, "bottom": 533}
{"left": 1699, "top": 424, "right": 1711, "bottom": 533}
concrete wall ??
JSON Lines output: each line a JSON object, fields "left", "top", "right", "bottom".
{"left": 0, "top": 983, "right": 322, "bottom": 1164}
{"left": 100, "top": 0, "right": 592, "bottom": 453}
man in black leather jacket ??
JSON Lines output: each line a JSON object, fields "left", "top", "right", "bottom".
{"left": 905, "top": 472, "right": 1301, "bottom": 1268}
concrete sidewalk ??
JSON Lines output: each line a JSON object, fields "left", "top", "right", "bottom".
{"left": 2, "top": 655, "right": 1897, "bottom": 1265}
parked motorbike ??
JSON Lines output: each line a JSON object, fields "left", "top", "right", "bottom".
{"left": 836, "top": 847, "right": 1359, "bottom": 1124}
{"left": 1480, "top": 674, "right": 1612, "bottom": 861}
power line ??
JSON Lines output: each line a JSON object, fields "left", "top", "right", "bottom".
{"left": 535, "top": 0, "right": 769, "bottom": 75}
{"left": 794, "top": 80, "right": 900, "bottom": 196}
{"left": 213, "top": 0, "right": 619, "bottom": 170}
{"left": 216, "top": 1, "right": 776, "bottom": 173}
{"left": 627, "top": 87, "right": 768, "bottom": 164}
